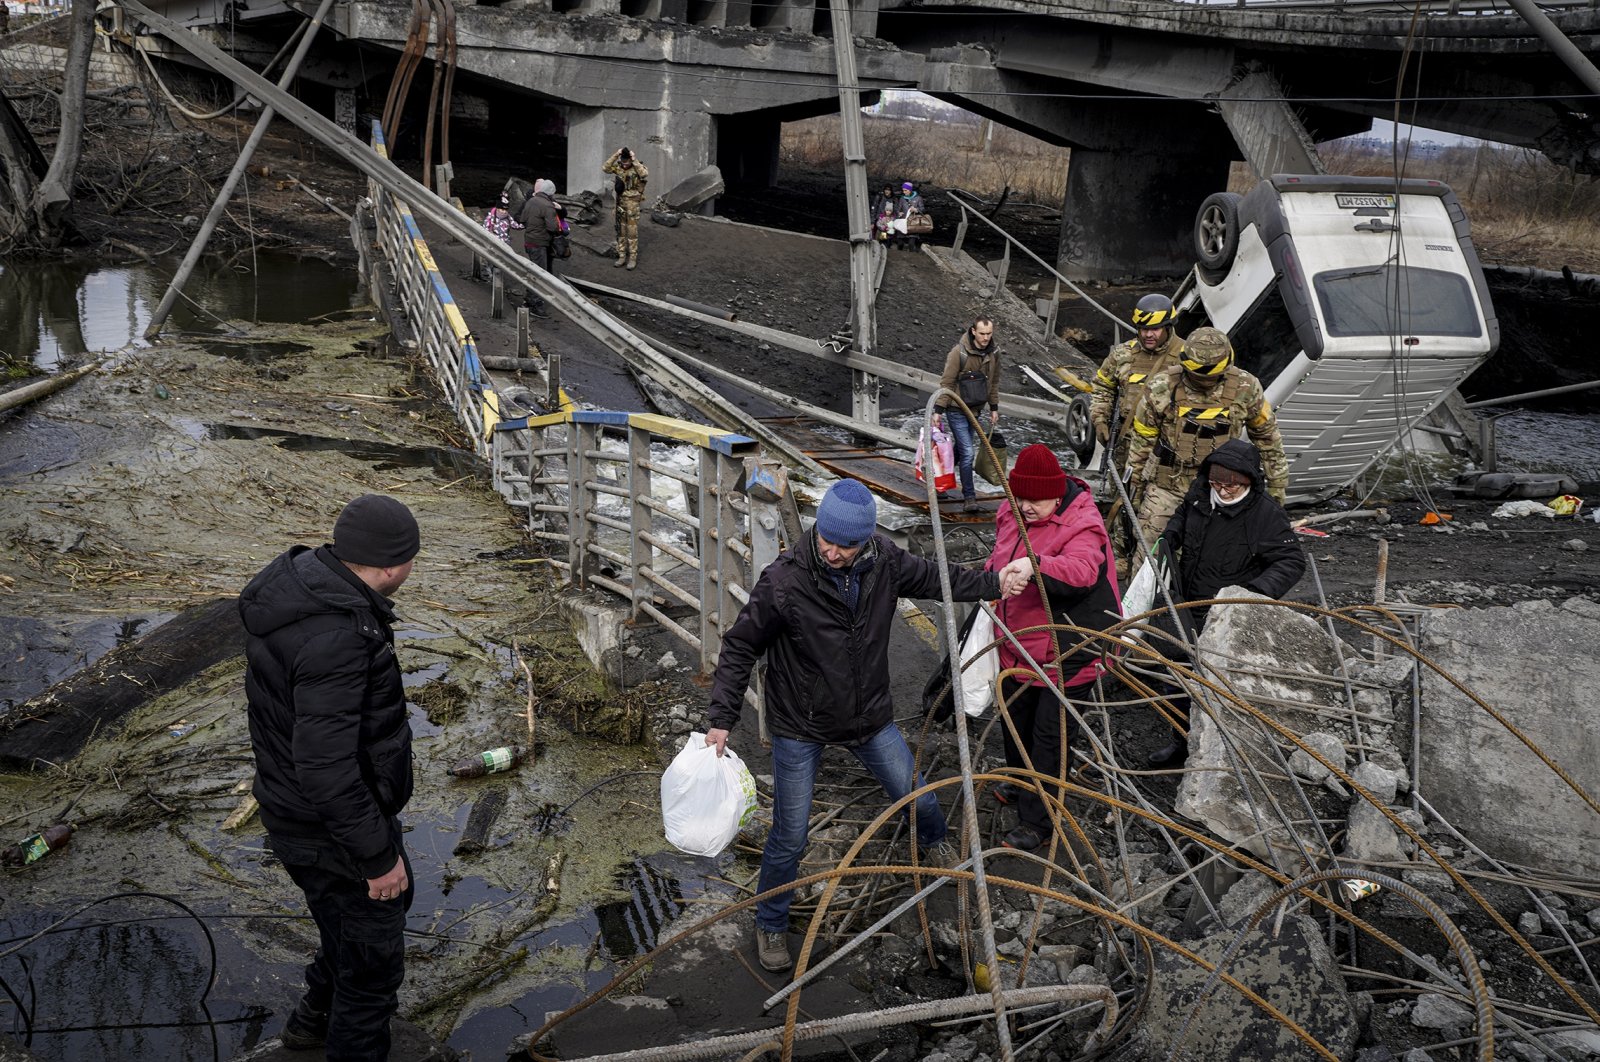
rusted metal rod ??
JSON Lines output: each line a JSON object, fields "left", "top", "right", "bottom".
{"left": 142, "top": 0, "right": 336, "bottom": 339}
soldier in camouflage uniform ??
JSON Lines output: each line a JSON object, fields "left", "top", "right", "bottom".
{"left": 1090, "top": 293, "right": 1186, "bottom": 470}
{"left": 1125, "top": 326, "right": 1289, "bottom": 557}
{"left": 1091, "top": 293, "right": 1186, "bottom": 580}
{"left": 602, "top": 146, "right": 649, "bottom": 270}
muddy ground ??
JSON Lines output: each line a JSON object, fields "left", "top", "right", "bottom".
{"left": 4, "top": 113, "right": 1600, "bottom": 1062}
{"left": 0, "top": 318, "right": 704, "bottom": 1060}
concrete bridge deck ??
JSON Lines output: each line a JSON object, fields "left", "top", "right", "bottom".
{"left": 126, "top": 0, "right": 1600, "bottom": 280}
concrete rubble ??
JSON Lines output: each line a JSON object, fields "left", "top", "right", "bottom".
{"left": 659, "top": 165, "right": 726, "bottom": 214}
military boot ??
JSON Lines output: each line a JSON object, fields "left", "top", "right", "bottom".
{"left": 626, "top": 253, "right": 637, "bottom": 271}
{"left": 614, "top": 244, "right": 627, "bottom": 268}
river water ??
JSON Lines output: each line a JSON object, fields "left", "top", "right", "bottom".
{"left": 0, "top": 253, "right": 362, "bottom": 372}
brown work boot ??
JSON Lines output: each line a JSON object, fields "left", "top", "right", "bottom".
{"left": 278, "top": 999, "right": 328, "bottom": 1050}
{"left": 755, "top": 928, "right": 792, "bottom": 972}
{"left": 918, "top": 840, "right": 962, "bottom": 870}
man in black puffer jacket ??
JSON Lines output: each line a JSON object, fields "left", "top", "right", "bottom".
{"left": 240, "top": 494, "right": 420, "bottom": 1061}
{"left": 1147, "top": 439, "right": 1305, "bottom": 766}
{"left": 705, "top": 479, "right": 1008, "bottom": 975}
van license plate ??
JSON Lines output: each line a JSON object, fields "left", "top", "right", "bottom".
{"left": 1335, "top": 193, "right": 1396, "bottom": 209}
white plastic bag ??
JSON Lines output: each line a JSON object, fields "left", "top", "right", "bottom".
{"left": 958, "top": 607, "right": 998, "bottom": 717}
{"left": 1121, "top": 557, "right": 1166, "bottom": 619}
{"left": 660, "top": 732, "right": 758, "bottom": 857}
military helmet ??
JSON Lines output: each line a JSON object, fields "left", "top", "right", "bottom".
{"left": 1130, "top": 293, "right": 1175, "bottom": 330}
{"left": 1180, "top": 327, "right": 1234, "bottom": 378}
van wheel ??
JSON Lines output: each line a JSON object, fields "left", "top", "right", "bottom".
{"left": 1195, "top": 192, "right": 1242, "bottom": 273}
{"left": 1066, "top": 393, "right": 1095, "bottom": 467}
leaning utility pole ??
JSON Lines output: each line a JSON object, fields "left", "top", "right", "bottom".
{"left": 143, "top": 0, "right": 336, "bottom": 338}
{"left": 828, "top": 0, "right": 881, "bottom": 426}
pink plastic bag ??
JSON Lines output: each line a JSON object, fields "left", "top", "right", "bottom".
{"left": 915, "top": 426, "right": 957, "bottom": 494}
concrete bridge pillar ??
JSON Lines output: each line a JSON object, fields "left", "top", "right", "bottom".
{"left": 1059, "top": 140, "right": 1235, "bottom": 281}
{"left": 566, "top": 106, "right": 713, "bottom": 202}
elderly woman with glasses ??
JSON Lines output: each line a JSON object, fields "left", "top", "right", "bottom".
{"left": 1145, "top": 438, "right": 1306, "bottom": 767}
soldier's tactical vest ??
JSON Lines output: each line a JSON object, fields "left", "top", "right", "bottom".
{"left": 1108, "top": 338, "right": 1182, "bottom": 457}
{"left": 1150, "top": 371, "right": 1249, "bottom": 491}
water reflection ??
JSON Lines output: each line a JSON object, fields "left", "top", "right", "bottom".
{"left": 0, "top": 253, "right": 361, "bottom": 373}
{"left": 593, "top": 858, "right": 688, "bottom": 961}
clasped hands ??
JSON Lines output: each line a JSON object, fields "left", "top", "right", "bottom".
{"left": 997, "top": 557, "right": 1034, "bottom": 598}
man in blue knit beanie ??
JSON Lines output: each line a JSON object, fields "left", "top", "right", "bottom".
{"left": 706, "top": 478, "right": 1011, "bottom": 975}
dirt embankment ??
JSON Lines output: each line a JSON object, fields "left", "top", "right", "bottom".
{"left": 0, "top": 318, "right": 698, "bottom": 1060}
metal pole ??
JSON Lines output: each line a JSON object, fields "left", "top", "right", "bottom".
{"left": 830, "top": 0, "right": 880, "bottom": 426}
{"left": 1462, "top": 378, "right": 1600, "bottom": 409}
{"left": 142, "top": 0, "right": 336, "bottom": 339}
{"left": 1504, "top": 0, "right": 1600, "bottom": 97}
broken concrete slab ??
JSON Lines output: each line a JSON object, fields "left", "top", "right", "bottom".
{"left": 1346, "top": 799, "right": 1407, "bottom": 864}
{"left": 1129, "top": 913, "right": 1360, "bottom": 1061}
{"left": 1176, "top": 590, "right": 1352, "bottom": 869}
{"left": 1415, "top": 604, "right": 1600, "bottom": 882}
{"left": 659, "top": 164, "right": 724, "bottom": 213}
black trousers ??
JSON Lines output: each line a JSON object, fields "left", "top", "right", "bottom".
{"left": 270, "top": 820, "right": 413, "bottom": 1062}
{"left": 522, "top": 243, "right": 555, "bottom": 308}
{"left": 998, "top": 676, "right": 1090, "bottom": 834}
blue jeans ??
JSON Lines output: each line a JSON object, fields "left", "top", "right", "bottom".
{"left": 946, "top": 411, "right": 978, "bottom": 501}
{"left": 756, "top": 723, "right": 947, "bottom": 933}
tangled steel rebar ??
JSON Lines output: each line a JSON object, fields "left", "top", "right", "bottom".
{"left": 523, "top": 394, "right": 1599, "bottom": 1062}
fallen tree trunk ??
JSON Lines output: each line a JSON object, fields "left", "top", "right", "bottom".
{"left": 0, "top": 360, "right": 99, "bottom": 415}
{"left": 0, "top": 595, "right": 245, "bottom": 770}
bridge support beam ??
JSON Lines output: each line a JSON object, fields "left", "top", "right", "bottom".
{"left": 567, "top": 106, "right": 712, "bottom": 201}
{"left": 1059, "top": 139, "right": 1234, "bottom": 281}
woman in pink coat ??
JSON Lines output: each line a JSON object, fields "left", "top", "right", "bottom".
{"left": 986, "top": 445, "right": 1122, "bottom": 852}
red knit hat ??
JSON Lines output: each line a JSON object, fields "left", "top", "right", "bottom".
{"left": 1008, "top": 444, "right": 1067, "bottom": 500}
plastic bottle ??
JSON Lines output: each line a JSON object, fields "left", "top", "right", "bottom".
{"left": 3, "top": 824, "right": 75, "bottom": 867}
{"left": 448, "top": 746, "right": 527, "bottom": 779}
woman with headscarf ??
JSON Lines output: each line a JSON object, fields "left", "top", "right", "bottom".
{"left": 985, "top": 445, "right": 1122, "bottom": 852}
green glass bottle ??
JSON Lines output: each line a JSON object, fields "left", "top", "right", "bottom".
{"left": 447, "top": 746, "right": 527, "bottom": 779}
{"left": 3, "top": 824, "right": 75, "bottom": 867}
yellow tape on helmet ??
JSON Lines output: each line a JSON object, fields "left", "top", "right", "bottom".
{"left": 1180, "top": 352, "right": 1232, "bottom": 376}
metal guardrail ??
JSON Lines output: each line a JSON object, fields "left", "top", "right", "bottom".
{"left": 489, "top": 410, "right": 780, "bottom": 670}
{"left": 945, "top": 191, "right": 1130, "bottom": 348}
{"left": 365, "top": 127, "right": 789, "bottom": 677}
{"left": 1177, "top": 0, "right": 1597, "bottom": 13}
{"left": 369, "top": 128, "right": 494, "bottom": 444}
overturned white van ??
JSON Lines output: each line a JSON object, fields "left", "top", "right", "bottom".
{"left": 1171, "top": 174, "right": 1499, "bottom": 503}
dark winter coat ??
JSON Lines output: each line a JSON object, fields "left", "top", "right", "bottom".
{"left": 986, "top": 478, "right": 1123, "bottom": 688}
{"left": 518, "top": 192, "right": 561, "bottom": 250}
{"left": 708, "top": 531, "right": 1001, "bottom": 747}
{"left": 1160, "top": 439, "right": 1305, "bottom": 632}
{"left": 936, "top": 329, "right": 1002, "bottom": 414}
{"left": 239, "top": 545, "right": 414, "bottom": 878}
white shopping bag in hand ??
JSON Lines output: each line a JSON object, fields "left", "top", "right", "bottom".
{"left": 959, "top": 606, "right": 998, "bottom": 717}
{"left": 660, "top": 732, "right": 758, "bottom": 857}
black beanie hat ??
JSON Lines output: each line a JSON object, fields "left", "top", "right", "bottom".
{"left": 333, "top": 494, "right": 420, "bottom": 567}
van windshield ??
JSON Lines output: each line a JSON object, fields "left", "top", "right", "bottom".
{"left": 1313, "top": 265, "right": 1482, "bottom": 338}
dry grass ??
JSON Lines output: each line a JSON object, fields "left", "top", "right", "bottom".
{"left": 782, "top": 112, "right": 1600, "bottom": 272}
{"left": 781, "top": 112, "right": 1070, "bottom": 204}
